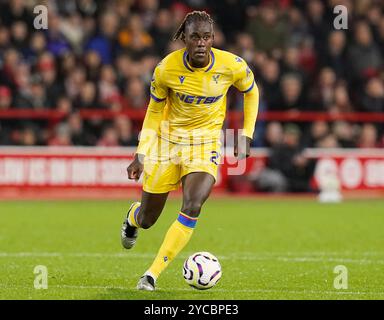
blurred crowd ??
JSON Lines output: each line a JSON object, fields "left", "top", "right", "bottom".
{"left": 0, "top": 0, "right": 383, "bottom": 148}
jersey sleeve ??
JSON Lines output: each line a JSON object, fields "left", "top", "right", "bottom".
{"left": 136, "top": 63, "right": 168, "bottom": 156}
{"left": 232, "top": 56, "right": 259, "bottom": 139}
{"left": 232, "top": 57, "right": 255, "bottom": 93}
{"left": 149, "top": 62, "right": 168, "bottom": 102}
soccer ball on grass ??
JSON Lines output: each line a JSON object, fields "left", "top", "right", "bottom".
{"left": 183, "top": 252, "right": 222, "bottom": 290}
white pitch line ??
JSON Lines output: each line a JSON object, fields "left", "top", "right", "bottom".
{"left": 0, "top": 252, "right": 153, "bottom": 258}
{"left": 1, "top": 252, "right": 384, "bottom": 264}
{"left": 238, "top": 251, "right": 384, "bottom": 257}
{"left": 1, "top": 284, "right": 384, "bottom": 296}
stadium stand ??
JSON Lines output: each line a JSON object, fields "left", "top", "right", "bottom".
{"left": 0, "top": 0, "right": 383, "bottom": 148}
{"left": 0, "top": 0, "right": 383, "bottom": 195}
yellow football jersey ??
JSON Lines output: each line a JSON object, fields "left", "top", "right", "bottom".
{"left": 137, "top": 47, "right": 258, "bottom": 155}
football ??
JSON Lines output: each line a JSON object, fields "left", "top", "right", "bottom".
{"left": 183, "top": 252, "right": 222, "bottom": 290}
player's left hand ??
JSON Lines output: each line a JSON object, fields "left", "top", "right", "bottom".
{"left": 234, "top": 135, "right": 252, "bottom": 160}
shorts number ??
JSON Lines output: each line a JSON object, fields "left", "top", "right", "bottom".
{"left": 210, "top": 151, "right": 219, "bottom": 165}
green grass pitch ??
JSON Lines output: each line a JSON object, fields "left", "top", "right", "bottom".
{"left": 0, "top": 198, "right": 383, "bottom": 300}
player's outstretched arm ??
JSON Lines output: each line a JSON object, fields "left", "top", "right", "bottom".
{"left": 127, "top": 64, "right": 167, "bottom": 181}
{"left": 127, "top": 98, "right": 166, "bottom": 181}
{"left": 232, "top": 58, "right": 259, "bottom": 160}
{"left": 236, "top": 83, "right": 259, "bottom": 159}
{"left": 136, "top": 63, "right": 167, "bottom": 155}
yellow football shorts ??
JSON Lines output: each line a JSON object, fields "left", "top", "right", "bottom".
{"left": 142, "top": 137, "right": 221, "bottom": 193}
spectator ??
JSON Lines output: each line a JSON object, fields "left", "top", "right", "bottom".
{"left": 302, "top": 120, "right": 329, "bottom": 148}
{"left": 0, "top": 26, "right": 11, "bottom": 56}
{"left": 0, "top": 48, "right": 20, "bottom": 90}
{"left": 114, "top": 115, "right": 137, "bottom": 146}
{"left": 246, "top": 3, "right": 287, "bottom": 54}
{"left": 26, "top": 32, "right": 47, "bottom": 64}
{"left": 98, "top": 64, "right": 120, "bottom": 106}
{"left": 14, "top": 76, "right": 51, "bottom": 109}
{"left": 114, "top": 53, "right": 142, "bottom": 89}
{"left": 298, "top": 37, "right": 317, "bottom": 78}
{"left": 260, "top": 58, "right": 281, "bottom": 110}
{"left": 76, "top": 0, "right": 99, "bottom": 17}
{"left": 281, "top": 46, "right": 307, "bottom": 84}
{"left": 97, "top": 126, "right": 119, "bottom": 147}
{"left": 360, "top": 77, "right": 384, "bottom": 113}
{"left": 37, "top": 52, "right": 64, "bottom": 107}
{"left": 332, "top": 121, "right": 357, "bottom": 148}
{"left": 0, "top": 0, "right": 383, "bottom": 151}
{"left": 286, "top": 7, "right": 309, "bottom": 47}
{"left": 214, "top": 0, "right": 247, "bottom": 39}
{"left": 0, "top": 86, "right": 12, "bottom": 110}
{"left": 150, "top": 9, "right": 174, "bottom": 56}
{"left": 48, "top": 123, "right": 73, "bottom": 146}
{"left": 56, "top": 96, "right": 73, "bottom": 113}
{"left": 255, "top": 124, "right": 315, "bottom": 192}
{"left": 234, "top": 33, "right": 255, "bottom": 64}
{"left": 306, "top": 0, "right": 330, "bottom": 56}
{"left": 64, "top": 67, "right": 87, "bottom": 100}
{"left": 377, "top": 16, "right": 384, "bottom": 56}
{"left": 329, "top": 81, "right": 353, "bottom": 114}
{"left": 0, "top": 120, "right": 12, "bottom": 145}
{"left": 323, "top": 30, "right": 347, "bottom": 78}
{"left": 0, "top": 86, "right": 15, "bottom": 144}
{"left": 0, "top": 0, "right": 33, "bottom": 27}
{"left": 59, "top": 51, "right": 77, "bottom": 78}
{"left": 347, "top": 20, "right": 383, "bottom": 82}
{"left": 10, "top": 21, "right": 28, "bottom": 56}
{"left": 60, "top": 13, "right": 85, "bottom": 54}
{"left": 75, "top": 81, "right": 101, "bottom": 109}
{"left": 67, "top": 112, "right": 96, "bottom": 146}
{"left": 13, "top": 61, "right": 31, "bottom": 101}
{"left": 358, "top": 124, "right": 379, "bottom": 148}
{"left": 123, "top": 77, "right": 147, "bottom": 109}
{"left": 141, "top": 55, "right": 160, "bottom": 84}
{"left": 277, "top": 73, "right": 307, "bottom": 112}
{"left": 84, "top": 50, "right": 102, "bottom": 82}
{"left": 316, "top": 133, "right": 340, "bottom": 148}
{"left": 46, "top": 14, "right": 71, "bottom": 57}
{"left": 310, "top": 67, "right": 337, "bottom": 111}
{"left": 118, "top": 14, "right": 154, "bottom": 59}
{"left": 85, "top": 11, "right": 119, "bottom": 64}
{"left": 263, "top": 122, "right": 283, "bottom": 147}
{"left": 18, "top": 126, "right": 39, "bottom": 146}
{"left": 134, "top": 0, "right": 159, "bottom": 30}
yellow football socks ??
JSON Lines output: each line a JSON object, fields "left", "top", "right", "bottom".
{"left": 127, "top": 202, "right": 141, "bottom": 228}
{"left": 147, "top": 212, "right": 197, "bottom": 280}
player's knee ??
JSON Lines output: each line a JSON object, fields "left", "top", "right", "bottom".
{"left": 181, "top": 200, "right": 203, "bottom": 218}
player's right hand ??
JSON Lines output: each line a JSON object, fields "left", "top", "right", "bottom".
{"left": 127, "top": 154, "right": 144, "bottom": 181}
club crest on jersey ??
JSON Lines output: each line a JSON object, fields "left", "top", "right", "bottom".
{"left": 212, "top": 74, "right": 220, "bottom": 84}
{"left": 179, "top": 75, "right": 185, "bottom": 84}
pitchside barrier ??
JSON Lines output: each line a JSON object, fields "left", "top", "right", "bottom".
{"left": 1, "top": 109, "right": 384, "bottom": 197}
{"left": 0, "top": 147, "right": 383, "bottom": 193}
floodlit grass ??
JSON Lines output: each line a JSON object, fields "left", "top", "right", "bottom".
{"left": 0, "top": 199, "right": 383, "bottom": 299}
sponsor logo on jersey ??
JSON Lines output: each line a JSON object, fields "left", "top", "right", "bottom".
{"left": 175, "top": 92, "right": 223, "bottom": 104}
